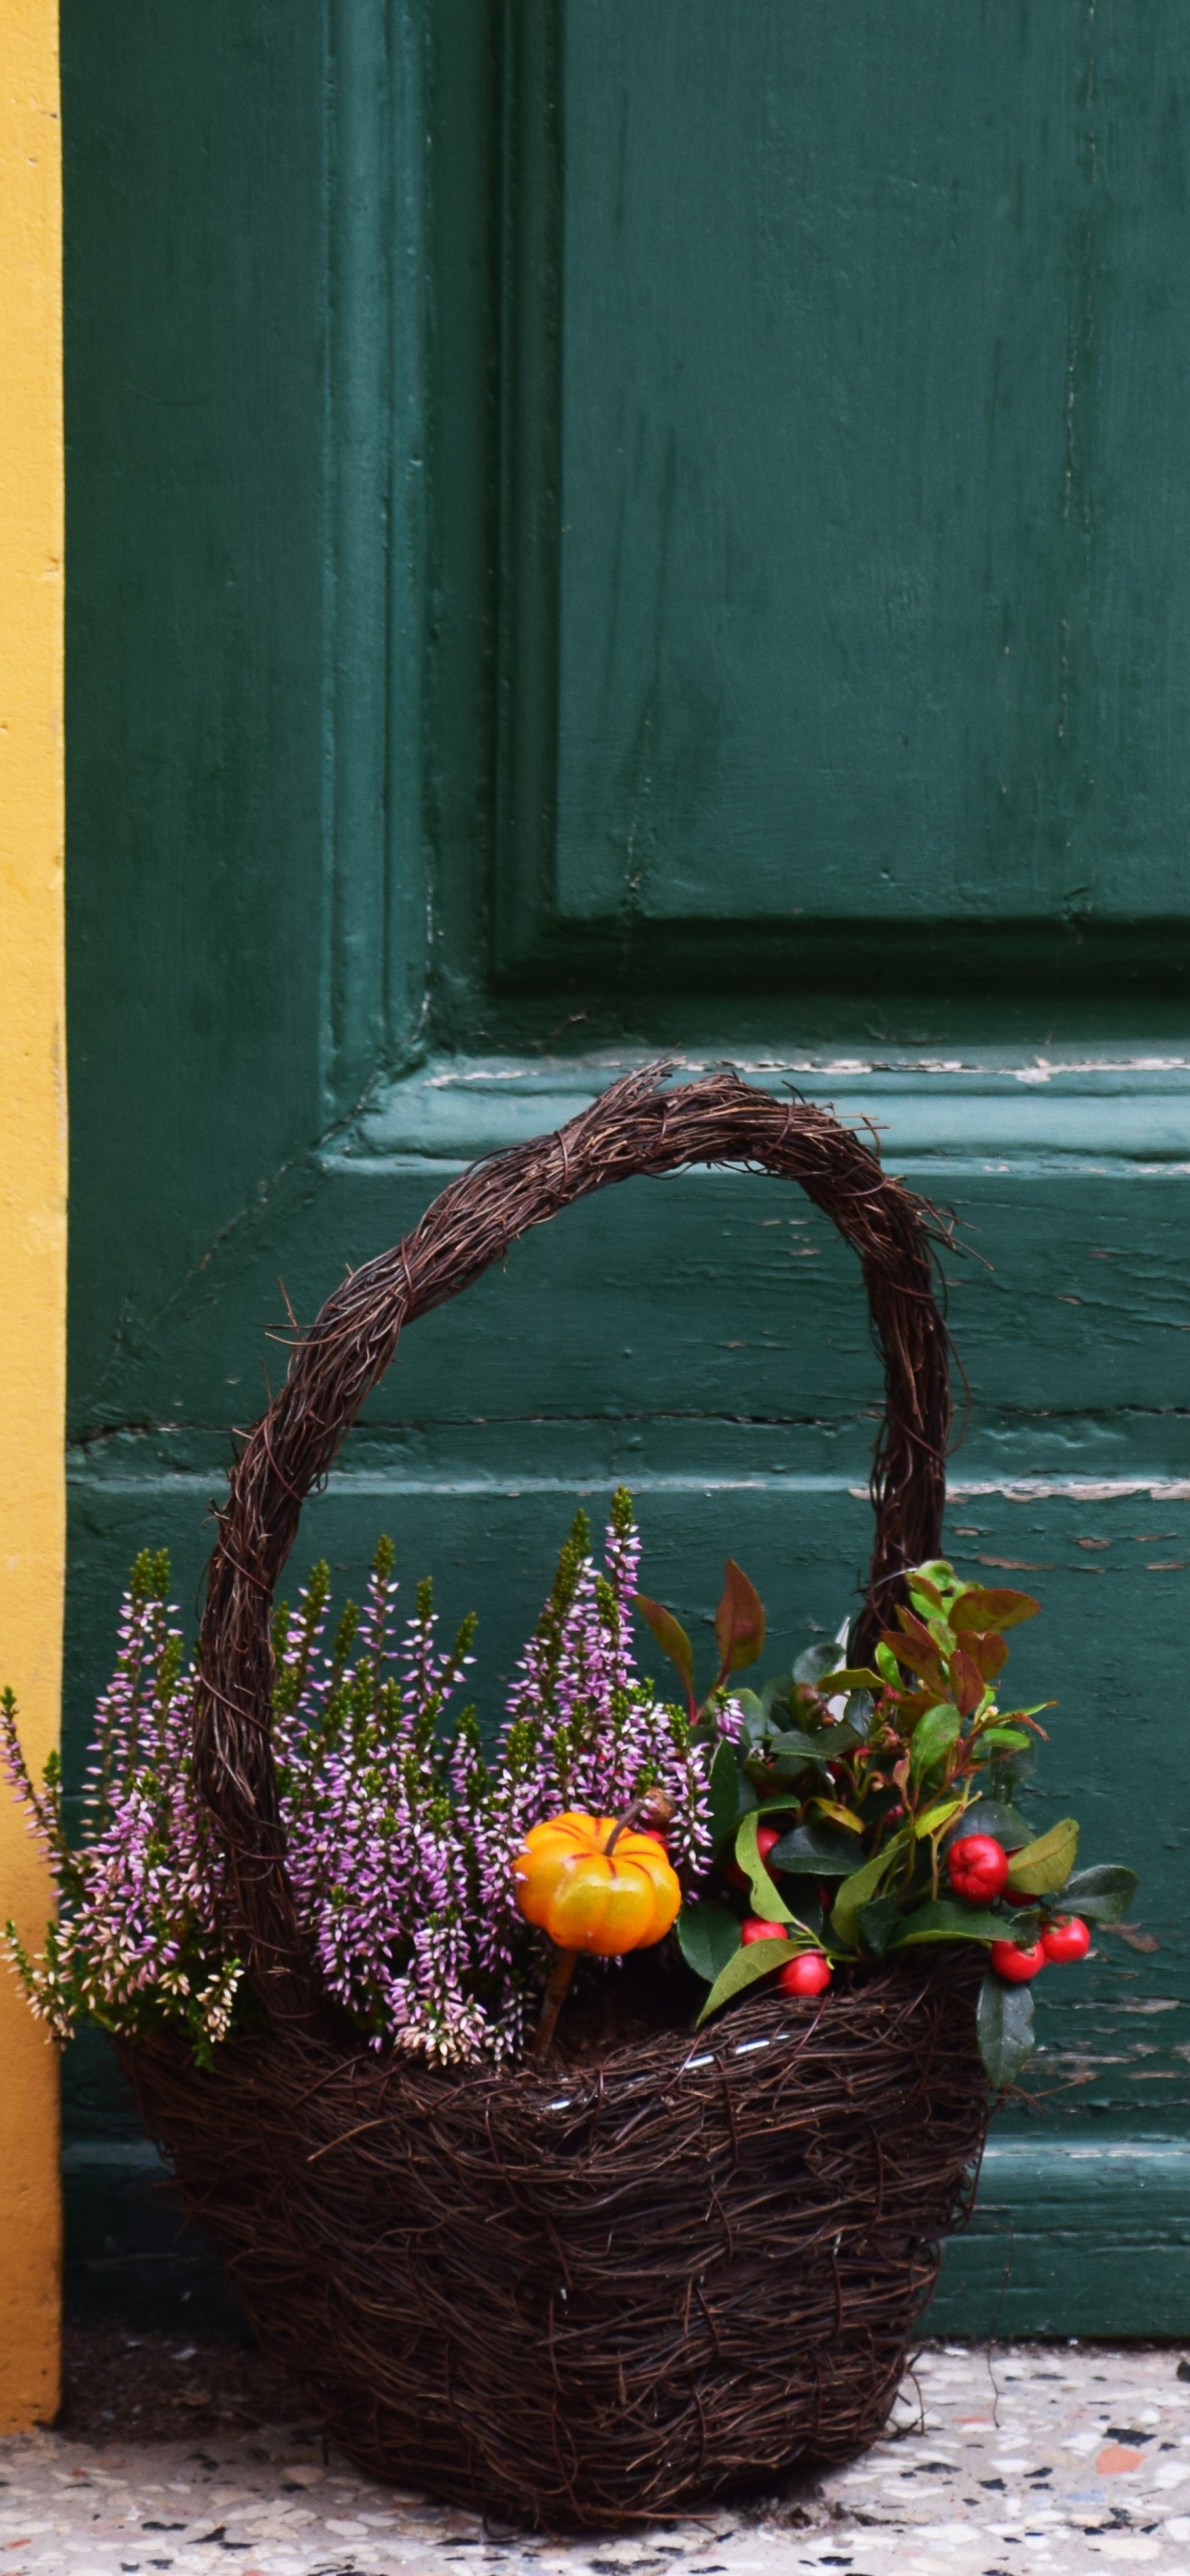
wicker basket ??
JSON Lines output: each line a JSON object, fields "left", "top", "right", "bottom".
{"left": 124, "top": 1065, "right": 989, "bottom": 2529}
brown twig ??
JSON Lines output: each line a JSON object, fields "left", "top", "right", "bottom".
{"left": 530, "top": 1946, "right": 580, "bottom": 2060}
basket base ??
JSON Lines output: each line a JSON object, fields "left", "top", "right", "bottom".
{"left": 124, "top": 1955, "right": 988, "bottom": 2530}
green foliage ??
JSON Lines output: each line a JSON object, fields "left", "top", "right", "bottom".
{"left": 976, "top": 1973, "right": 1037, "bottom": 2088}
{"left": 1059, "top": 1863, "right": 1139, "bottom": 1923}
{"left": 676, "top": 1899, "right": 741, "bottom": 1986}
{"left": 1003, "top": 1817, "right": 1079, "bottom": 1896}
{"left": 765, "top": 1818, "right": 860, "bottom": 1874}
{"left": 673, "top": 1554, "right": 1136, "bottom": 2096}
{"left": 886, "top": 1899, "right": 1011, "bottom": 1946}
{"left": 695, "top": 1936, "right": 795, "bottom": 2026}
{"left": 734, "top": 1808, "right": 794, "bottom": 1923}
{"left": 707, "top": 1736, "right": 756, "bottom": 1851}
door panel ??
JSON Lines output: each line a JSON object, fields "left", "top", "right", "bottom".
{"left": 501, "top": 2, "right": 1190, "bottom": 965}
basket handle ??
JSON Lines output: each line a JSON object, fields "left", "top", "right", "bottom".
{"left": 195, "top": 1064, "right": 951, "bottom": 2026}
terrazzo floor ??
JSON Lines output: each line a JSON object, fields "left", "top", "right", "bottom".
{"left": 4, "top": 2342, "right": 1190, "bottom": 2574}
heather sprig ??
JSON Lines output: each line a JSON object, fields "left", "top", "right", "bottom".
{"left": 2, "top": 1552, "right": 239, "bottom": 2063}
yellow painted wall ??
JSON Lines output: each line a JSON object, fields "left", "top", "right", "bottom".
{"left": 0, "top": 0, "right": 65, "bottom": 2427}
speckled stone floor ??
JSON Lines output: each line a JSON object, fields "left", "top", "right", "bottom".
{"left": 4, "top": 2343, "right": 1190, "bottom": 2573}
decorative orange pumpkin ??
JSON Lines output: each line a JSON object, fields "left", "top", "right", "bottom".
{"left": 513, "top": 1810, "right": 682, "bottom": 1955}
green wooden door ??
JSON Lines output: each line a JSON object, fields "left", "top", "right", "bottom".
{"left": 64, "top": 0, "right": 1190, "bottom": 2331}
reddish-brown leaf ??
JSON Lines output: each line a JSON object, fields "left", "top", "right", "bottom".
{"left": 714, "top": 1559, "right": 767, "bottom": 1677}
{"left": 878, "top": 1629, "right": 949, "bottom": 1693}
{"left": 950, "top": 1646, "right": 986, "bottom": 1718}
{"left": 894, "top": 1605, "right": 942, "bottom": 1653}
{"left": 895, "top": 1688, "right": 948, "bottom": 1725}
{"left": 635, "top": 1595, "right": 695, "bottom": 1696}
{"left": 950, "top": 1585, "right": 1041, "bottom": 1634}
{"left": 964, "top": 1629, "right": 1010, "bottom": 1685}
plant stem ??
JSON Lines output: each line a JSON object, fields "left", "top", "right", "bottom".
{"left": 531, "top": 1944, "right": 578, "bottom": 2059}
{"left": 602, "top": 1795, "right": 647, "bottom": 1859}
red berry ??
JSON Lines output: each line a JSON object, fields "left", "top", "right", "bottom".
{"left": 777, "top": 1951, "right": 832, "bottom": 1996}
{"left": 741, "top": 1916, "right": 788, "bottom": 1944}
{"left": 948, "top": 1833, "right": 1009, "bottom": 1904}
{"left": 990, "top": 1937, "right": 1045, "bottom": 1984}
{"left": 1041, "top": 1915, "right": 1091, "bottom": 1964}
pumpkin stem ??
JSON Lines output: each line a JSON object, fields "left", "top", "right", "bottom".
{"left": 601, "top": 1801, "right": 643, "bottom": 1861}
{"left": 530, "top": 1944, "right": 579, "bottom": 2059}
{"left": 603, "top": 1786, "right": 671, "bottom": 1859}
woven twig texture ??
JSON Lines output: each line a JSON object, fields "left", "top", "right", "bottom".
{"left": 126, "top": 1956, "right": 986, "bottom": 2529}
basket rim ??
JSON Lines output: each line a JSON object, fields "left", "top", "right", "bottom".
{"left": 126, "top": 1945, "right": 984, "bottom": 2104}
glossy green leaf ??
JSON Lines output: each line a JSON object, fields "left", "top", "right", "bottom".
{"left": 988, "top": 1737, "right": 1038, "bottom": 1787}
{"left": 947, "top": 1798, "right": 1034, "bottom": 1849}
{"left": 1060, "top": 1863, "right": 1139, "bottom": 1924}
{"left": 808, "top": 1796, "right": 865, "bottom": 1834}
{"left": 830, "top": 1831, "right": 909, "bottom": 1950}
{"left": 776, "top": 1721, "right": 860, "bottom": 1758}
{"left": 978, "top": 1726, "right": 1031, "bottom": 1754}
{"left": 914, "top": 1795, "right": 966, "bottom": 1839}
{"left": 676, "top": 1899, "right": 741, "bottom": 1988}
{"left": 888, "top": 1898, "right": 1009, "bottom": 1945}
{"left": 1004, "top": 1817, "right": 1079, "bottom": 1896}
{"left": 909, "top": 1703, "right": 961, "bottom": 1781}
{"left": 810, "top": 1666, "right": 883, "bottom": 1694}
{"left": 786, "top": 1883, "right": 826, "bottom": 1942}
{"left": 759, "top": 1669, "right": 797, "bottom": 1716}
{"left": 695, "top": 1936, "right": 791, "bottom": 2026}
{"left": 976, "top": 1973, "right": 1037, "bottom": 2088}
{"left": 856, "top": 1889, "right": 903, "bottom": 1955}
{"left": 708, "top": 1736, "right": 755, "bottom": 1852}
{"left": 635, "top": 1594, "right": 695, "bottom": 1694}
{"left": 743, "top": 1727, "right": 839, "bottom": 1782}
{"left": 792, "top": 1643, "right": 840, "bottom": 1688}
{"left": 715, "top": 1559, "right": 766, "bottom": 1676}
{"left": 766, "top": 1818, "right": 863, "bottom": 1875}
{"left": 734, "top": 1807, "right": 795, "bottom": 1921}
{"left": 728, "top": 1689, "right": 767, "bottom": 1742}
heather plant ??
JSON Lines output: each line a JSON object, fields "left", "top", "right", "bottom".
{"left": 3, "top": 1491, "right": 731, "bottom": 2069}
{"left": 1, "top": 1550, "right": 240, "bottom": 2063}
